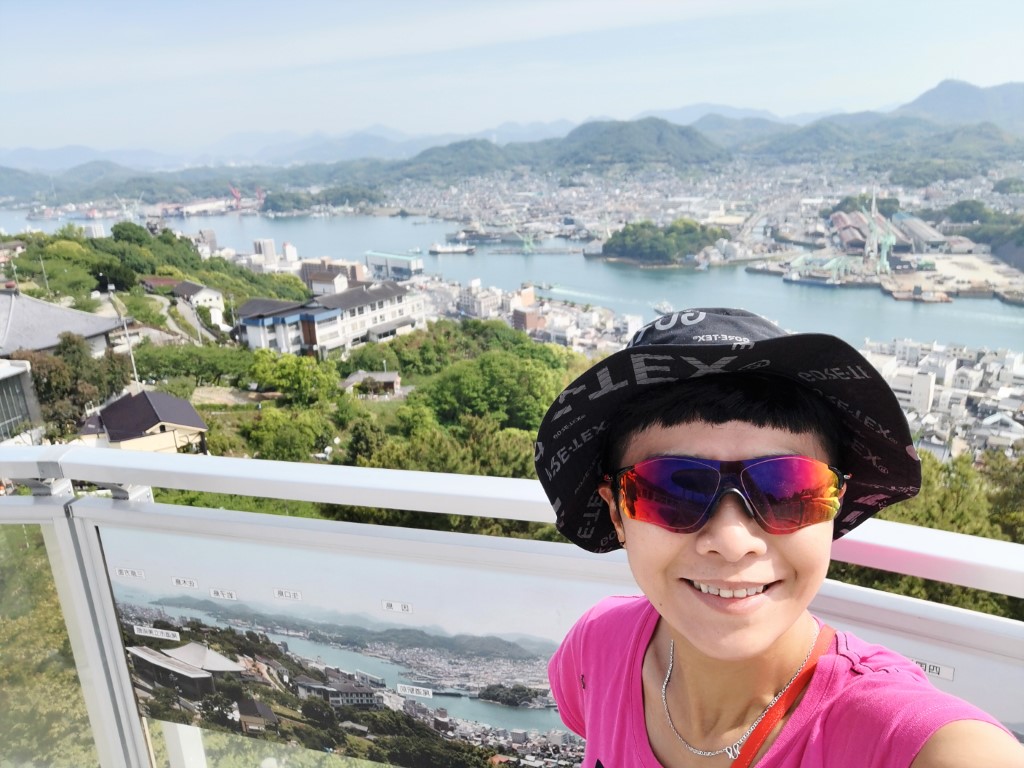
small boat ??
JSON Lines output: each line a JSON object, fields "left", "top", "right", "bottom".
{"left": 428, "top": 243, "right": 476, "bottom": 255}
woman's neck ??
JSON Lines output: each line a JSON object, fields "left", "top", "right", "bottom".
{"left": 643, "top": 612, "right": 819, "bottom": 765}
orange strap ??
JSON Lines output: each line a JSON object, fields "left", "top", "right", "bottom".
{"left": 731, "top": 624, "right": 836, "bottom": 768}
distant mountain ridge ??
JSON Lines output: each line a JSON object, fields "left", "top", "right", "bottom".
{"left": 2, "top": 113, "right": 1021, "bottom": 205}
{"left": 897, "top": 79, "right": 1024, "bottom": 134}
{"left": 2, "top": 80, "right": 1021, "bottom": 175}
{"left": 151, "top": 594, "right": 552, "bottom": 658}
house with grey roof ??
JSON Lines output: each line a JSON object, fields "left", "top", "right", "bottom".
{"left": 127, "top": 642, "right": 244, "bottom": 701}
{"left": 0, "top": 288, "right": 122, "bottom": 357}
{"left": 172, "top": 280, "right": 225, "bottom": 326}
{"left": 238, "top": 698, "right": 279, "bottom": 734}
{"left": 79, "top": 390, "right": 207, "bottom": 453}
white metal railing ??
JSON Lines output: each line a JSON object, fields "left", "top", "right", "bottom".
{"left": 0, "top": 445, "right": 1021, "bottom": 767}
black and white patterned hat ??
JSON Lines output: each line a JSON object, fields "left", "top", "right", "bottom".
{"left": 534, "top": 307, "right": 921, "bottom": 552}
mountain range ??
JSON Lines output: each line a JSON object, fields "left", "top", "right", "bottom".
{"left": 148, "top": 593, "right": 555, "bottom": 658}
{"left": 2, "top": 80, "right": 1021, "bottom": 174}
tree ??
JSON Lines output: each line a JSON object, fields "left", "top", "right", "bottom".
{"left": 944, "top": 199, "right": 991, "bottom": 224}
{"left": 978, "top": 451, "right": 1024, "bottom": 543}
{"left": 275, "top": 355, "right": 338, "bottom": 406}
{"left": 880, "top": 453, "right": 1002, "bottom": 539}
{"left": 245, "top": 407, "right": 334, "bottom": 463}
{"left": 828, "top": 452, "right": 1016, "bottom": 618}
{"left": 110, "top": 221, "right": 150, "bottom": 246}
{"left": 344, "top": 416, "right": 387, "bottom": 466}
{"left": 199, "top": 690, "right": 234, "bottom": 727}
{"left": 601, "top": 218, "right": 729, "bottom": 264}
{"left": 331, "top": 390, "right": 365, "bottom": 429}
{"left": 338, "top": 343, "right": 400, "bottom": 378}
{"left": 146, "top": 684, "right": 192, "bottom": 725}
{"left": 415, "top": 349, "right": 563, "bottom": 432}
{"left": 301, "top": 697, "right": 337, "bottom": 729}
{"left": 12, "top": 333, "right": 130, "bottom": 438}
{"left": 93, "top": 260, "right": 137, "bottom": 293}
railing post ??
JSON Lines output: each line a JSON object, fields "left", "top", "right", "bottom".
{"left": 162, "top": 723, "right": 208, "bottom": 768}
{"left": 28, "top": 475, "right": 153, "bottom": 767}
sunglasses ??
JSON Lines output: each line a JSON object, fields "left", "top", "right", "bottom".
{"left": 603, "top": 455, "right": 849, "bottom": 535}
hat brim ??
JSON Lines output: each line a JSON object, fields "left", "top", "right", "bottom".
{"left": 535, "top": 333, "right": 921, "bottom": 552}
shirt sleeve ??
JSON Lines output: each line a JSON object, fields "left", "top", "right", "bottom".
{"left": 821, "top": 661, "right": 1010, "bottom": 766}
{"left": 548, "top": 608, "right": 589, "bottom": 738}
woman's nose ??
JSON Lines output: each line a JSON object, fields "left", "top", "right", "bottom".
{"left": 695, "top": 491, "right": 768, "bottom": 560}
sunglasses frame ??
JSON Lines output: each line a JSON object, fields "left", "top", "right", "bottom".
{"left": 602, "top": 454, "right": 850, "bottom": 535}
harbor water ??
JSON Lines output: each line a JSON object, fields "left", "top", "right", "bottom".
{"left": 150, "top": 603, "right": 564, "bottom": 732}
{"left": 2, "top": 210, "right": 1022, "bottom": 350}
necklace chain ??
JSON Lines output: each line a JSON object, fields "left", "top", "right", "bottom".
{"left": 660, "top": 624, "right": 819, "bottom": 760}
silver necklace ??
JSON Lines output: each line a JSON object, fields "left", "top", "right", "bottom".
{"left": 660, "top": 624, "right": 819, "bottom": 761}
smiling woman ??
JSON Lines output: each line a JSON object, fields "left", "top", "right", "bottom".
{"left": 535, "top": 307, "right": 1024, "bottom": 768}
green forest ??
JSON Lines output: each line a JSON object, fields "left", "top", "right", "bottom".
{"left": 5, "top": 220, "right": 307, "bottom": 315}
{"left": 601, "top": 218, "right": 731, "bottom": 265}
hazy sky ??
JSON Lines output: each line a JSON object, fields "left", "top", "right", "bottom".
{"left": 103, "top": 526, "right": 637, "bottom": 641}
{"left": 4, "top": 0, "right": 1024, "bottom": 151}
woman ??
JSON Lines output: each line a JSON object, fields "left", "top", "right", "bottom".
{"left": 534, "top": 308, "right": 1022, "bottom": 767}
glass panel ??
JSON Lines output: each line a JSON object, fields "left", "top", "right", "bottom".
{"left": 0, "top": 524, "right": 100, "bottom": 767}
{"left": 146, "top": 720, "right": 387, "bottom": 767}
{"left": 101, "top": 526, "right": 633, "bottom": 767}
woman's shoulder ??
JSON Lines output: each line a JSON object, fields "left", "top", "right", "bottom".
{"left": 578, "top": 594, "right": 652, "bottom": 625}
{"left": 795, "top": 628, "right": 1009, "bottom": 764}
{"left": 560, "top": 594, "right": 654, "bottom": 653}
{"left": 830, "top": 628, "right": 932, "bottom": 679}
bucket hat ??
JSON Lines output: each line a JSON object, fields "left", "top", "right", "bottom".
{"left": 534, "top": 307, "right": 921, "bottom": 552}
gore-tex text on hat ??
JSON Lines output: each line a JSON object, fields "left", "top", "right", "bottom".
{"left": 798, "top": 365, "right": 873, "bottom": 381}
{"left": 628, "top": 309, "right": 707, "bottom": 346}
{"left": 543, "top": 423, "right": 607, "bottom": 480}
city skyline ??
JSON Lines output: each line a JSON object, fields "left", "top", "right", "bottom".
{"left": 4, "top": 0, "right": 1024, "bottom": 152}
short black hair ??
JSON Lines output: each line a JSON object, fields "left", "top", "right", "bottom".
{"left": 600, "top": 373, "right": 847, "bottom": 474}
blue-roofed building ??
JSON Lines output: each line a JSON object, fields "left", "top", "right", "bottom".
{"left": 237, "top": 281, "right": 428, "bottom": 357}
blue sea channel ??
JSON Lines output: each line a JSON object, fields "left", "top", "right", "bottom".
{"left": 2, "top": 208, "right": 1021, "bottom": 351}
{"left": 149, "top": 604, "right": 565, "bottom": 733}
{"left": 0, "top": 208, "right": 1019, "bottom": 350}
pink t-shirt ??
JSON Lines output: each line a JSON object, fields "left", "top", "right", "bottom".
{"left": 549, "top": 595, "right": 1007, "bottom": 767}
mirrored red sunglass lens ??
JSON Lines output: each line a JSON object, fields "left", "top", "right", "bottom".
{"left": 623, "top": 459, "right": 718, "bottom": 531}
{"left": 741, "top": 457, "right": 842, "bottom": 531}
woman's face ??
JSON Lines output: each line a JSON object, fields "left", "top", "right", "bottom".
{"left": 599, "top": 419, "right": 834, "bottom": 662}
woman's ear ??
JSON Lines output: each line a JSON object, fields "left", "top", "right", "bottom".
{"left": 599, "top": 484, "right": 627, "bottom": 546}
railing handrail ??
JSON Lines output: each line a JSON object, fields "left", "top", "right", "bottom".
{"left": 0, "top": 444, "right": 1022, "bottom": 598}
{"left": 1, "top": 444, "right": 1022, "bottom": 768}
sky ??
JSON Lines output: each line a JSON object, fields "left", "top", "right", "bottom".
{"left": 102, "top": 526, "right": 638, "bottom": 642}
{"left": 3, "top": 0, "right": 1024, "bottom": 152}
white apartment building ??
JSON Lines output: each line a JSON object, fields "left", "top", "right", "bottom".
{"left": 887, "top": 367, "right": 937, "bottom": 415}
{"left": 237, "top": 281, "right": 427, "bottom": 357}
{"left": 457, "top": 278, "right": 501, "bottom": 318}
{"left": 253, "top": 239, "right": 277, "bottom": 261}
